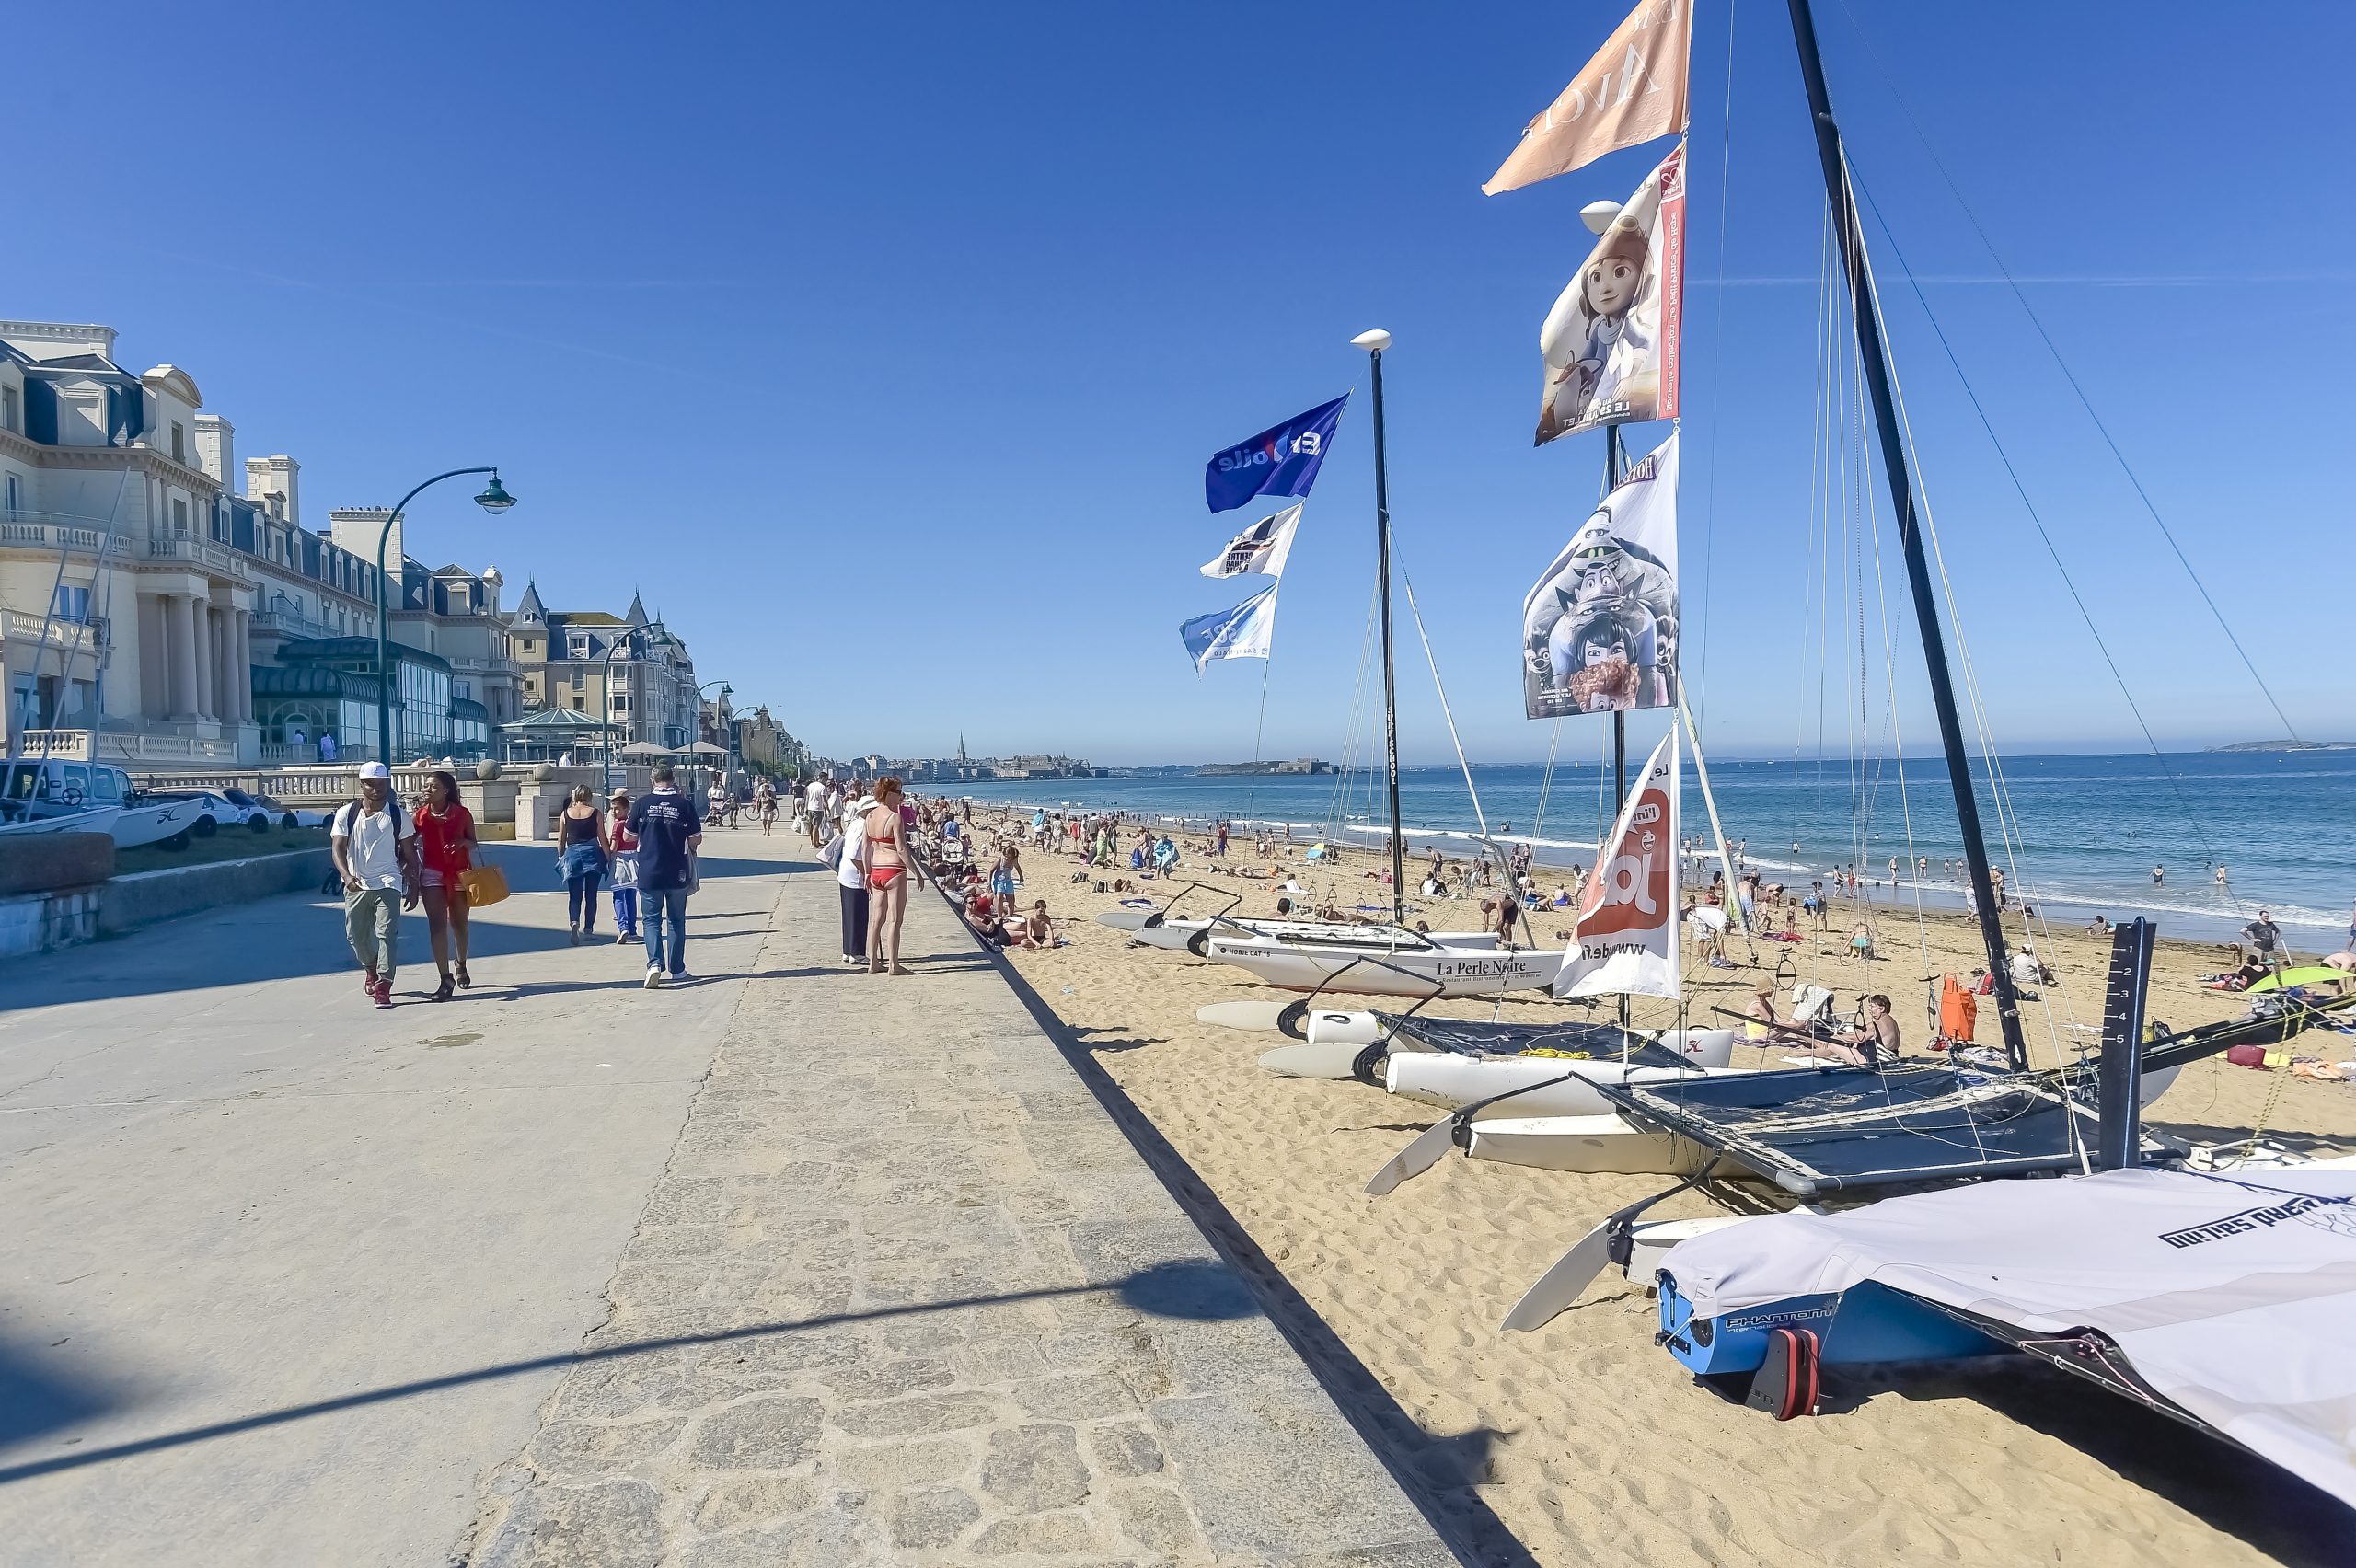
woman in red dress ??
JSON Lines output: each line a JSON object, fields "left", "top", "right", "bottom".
{"left": 415, "top": 769, "right": 479, "bottom": 1001}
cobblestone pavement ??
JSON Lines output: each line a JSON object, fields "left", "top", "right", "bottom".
{"left": 456, "top": 846, "right": 1451, "bottom": 1566}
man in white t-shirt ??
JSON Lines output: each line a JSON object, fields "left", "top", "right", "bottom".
{"left": 331, "top": 761, "right": 422, "bottom": 1009}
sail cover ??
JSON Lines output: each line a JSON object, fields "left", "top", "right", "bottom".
{"left": 1556, "top": 727, "right": 1680, "bottom": 999}
{"left": 1656, "top": 1167, "right": 2356, "bottom": 1506}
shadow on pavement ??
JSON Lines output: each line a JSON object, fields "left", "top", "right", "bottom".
{"left": 0, "top": 1261, "right": 1251, "bottom": 1487}
{"left": 0, "top": 1331, "right": 123, "bottom": 1455}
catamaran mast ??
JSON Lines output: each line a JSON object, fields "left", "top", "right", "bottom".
{"left": 1363, "top": 333, "right": 1407, "bottom": 925}
{"left": 1604, "top": 424, "right": 1630, "bottom": 1032}
{"left": 1603, "top": 426, "right": 1627, "bottom": 821}
{"left": 1784, "top": 0, "right": 2028, "bottom": 1072}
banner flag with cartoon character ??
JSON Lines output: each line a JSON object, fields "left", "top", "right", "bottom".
{"left": 1204, "top": 395, "right": 1349, "bottom": 513}
{"left": 1555, "top": 726, "right": 1680, "bottom": 1000}
{"left": 1535, "top": 141, "right": 1685, "bottom": 444}
{"left": 1484, "top": 0, "right": 1692, "bottom": 196}
{"left": 1180, "top": 581, "right": 1280, "bottom": 672}
{"left": 1200, "top": 503, "right": 1302, "bottom": 579}
{"left": 1522, "top": 429, "right": 1679, "bottom": 719}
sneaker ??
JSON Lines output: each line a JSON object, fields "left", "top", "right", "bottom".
{"left": 670, "top": 971, "right": 691, "bottom": 985}
{"left": 643, "top": 966, "right": 664, "bottom": 990}
{"left": 371, "top": 978, "right": 393, "bottom": 1009}
{"left": 615, "top": 931, "right": 632, "bottom": 945}
{"left": 363, "top": 967, "right": 377, "bottom": 994}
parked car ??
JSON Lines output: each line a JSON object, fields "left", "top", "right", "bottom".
{"left": 145, "top": 788, "right": 274, "bottom": 836}
{"left": 222, "top": 787, "right": 330, "bottom": 830}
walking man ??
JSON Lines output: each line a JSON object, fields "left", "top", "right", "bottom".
{"left": 628, "top": 764, "right": 704, "bottom": 988}
{"left": 331, "top": 761, "right": 421, "bottom": 1009}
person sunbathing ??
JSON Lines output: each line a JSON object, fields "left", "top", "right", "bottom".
{"left": 1003, "top": 900, "right": 1057, "bottom": 949}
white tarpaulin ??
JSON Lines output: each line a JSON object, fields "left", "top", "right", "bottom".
{"left": 1658, "top": 1167, "right": 2356, "bottom": 1505}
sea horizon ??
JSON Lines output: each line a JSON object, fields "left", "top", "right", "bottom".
{"left": 942, "top": 748, "right": 2356, "bottom": 952}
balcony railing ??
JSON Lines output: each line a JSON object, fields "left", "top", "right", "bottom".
{"left": 0, "top": 609, "right": 109, "bottom": 651}
{"left": 146, "top": 536, "right": 252, "bottom": 580}
{"left": 0, "top": 514, "right": 134, "bottom": 556}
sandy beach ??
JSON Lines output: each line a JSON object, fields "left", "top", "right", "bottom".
{"left": 953, "top": 805, "right": 2356, "bottom": 1566}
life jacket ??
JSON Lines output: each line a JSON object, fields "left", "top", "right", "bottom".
{"left": 1939, "top": 974, "right": 1979, "bottom": 1044}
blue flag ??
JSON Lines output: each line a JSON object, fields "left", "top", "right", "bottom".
{"left": 1205, "top": 394, "right": 1348, "bottom": 513}
{"left": 1179, "top": 582, "right": 1280, "bottom": 671}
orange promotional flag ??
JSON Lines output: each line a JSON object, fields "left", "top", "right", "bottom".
{"left": 1484, "top": 0, "right": 1693, "bottom": 196}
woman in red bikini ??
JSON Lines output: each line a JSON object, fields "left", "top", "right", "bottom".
{"left": 414, "top": 768, "right": 479, "bottom": 1000}
{"left": 863, "top": 776, "right": 926, "bottom": 975}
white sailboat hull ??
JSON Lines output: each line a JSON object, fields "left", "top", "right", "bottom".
{"left": 1387, "top": 1054, "right": 1742, "bottom": 1120}
{"left": 0, "top": 806, "right": 119, "bottom": 837}
{"left": 1137, "top": 917, "right": 1497, "bottom": 955}
{"left": 1468, "top": 1112, "right": 1708, "bottom": 1175}
{"left": 1204, "top": 936, "right": 1556, "bottom": 997}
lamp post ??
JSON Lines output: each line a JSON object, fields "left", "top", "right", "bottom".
{"left": 373, "top": 468, "right": 514, "bottom": 764}
{"left": 1348, "top": 328, "right": 1404, "bottom": 924}
{"left": 599, "top": 619, "right": 656, "bottom": 797}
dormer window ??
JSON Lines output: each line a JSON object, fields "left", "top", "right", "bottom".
{"left": 171, "top": 422, "right": 186, "bottom": 464}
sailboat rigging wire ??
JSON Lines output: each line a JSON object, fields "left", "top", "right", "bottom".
{"left": 1531, "top": 718, "right": 1563, "bottom": 847}
{"left": 1692, "top": 0, "right": 1741, "bottom": 725}
{"left": 1847, "top": 169, "right": 2246, "bottom": 914}
{"left": 1839, "top": 154, "right": 2093, "bottom": 1090}
{"left": 1326, "top": 582, "right": 1382, "bottom": 842}
{"left": 1391, "top": 549, "right": 1532, "bottom": 943}
{"left": 1826, "top": 0, "right": 2299, "bottom": 747}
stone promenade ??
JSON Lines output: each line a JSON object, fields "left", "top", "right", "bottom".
{"left": 0, "top": 829, "right": 1450, "bottom": 1565}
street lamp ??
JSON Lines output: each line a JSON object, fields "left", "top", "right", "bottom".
{"left": 373, "top": 468, "right": 516, "bottom": 765}
{"left": 1348, "top": 328, "right": 1403, "bottom": 921}
{"left": 599, "top": 619, "right": 656, "bottom": 797}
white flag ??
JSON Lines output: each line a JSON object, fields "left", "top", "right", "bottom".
{"left": 1201, "top": 503, "right": 1302, "bottom": 579}
{"left": 1179, "top": 582, "right": 1280, "bottom": 672}
{"left": 1555, "top": 726, "right": 1680, "bottom": 999}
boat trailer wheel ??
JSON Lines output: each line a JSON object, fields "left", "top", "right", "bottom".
{"left": 1275, "top": 1000, "right": 1311, "bottom": 1039}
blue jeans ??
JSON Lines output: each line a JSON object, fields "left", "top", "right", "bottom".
{"left": 611, "top": 885, "right": 639, "bottom": 935}
{"left": 641, "top": 884, "right": 690, "bottom": 974}
{"left": 566, "top": 870, "right": 604, "bottom": 932}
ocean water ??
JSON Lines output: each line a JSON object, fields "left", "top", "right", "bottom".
{"left": 951, "top": 751, "right": 2356, "bottom": 949}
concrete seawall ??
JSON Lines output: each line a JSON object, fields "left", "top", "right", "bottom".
{"left": 96, "top": 847, "right": 333, "bottom": 938}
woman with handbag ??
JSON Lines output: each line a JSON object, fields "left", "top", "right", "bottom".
{"left": 557, "top": 785, "right": 612, "bottom": 944}
{"left": 415, "top": 769, "right": 479, "bottom": 1000}
{"left": 607, "top": 787, "right": 641, "bottom": 945}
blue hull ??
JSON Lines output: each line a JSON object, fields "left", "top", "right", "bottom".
{"left": 1657, "top": 1275, "right": 2006, "bottom": 1376}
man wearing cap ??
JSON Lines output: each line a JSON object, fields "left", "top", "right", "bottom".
{"left": 331, "top": 762, "right": 422, "bottom": 1008}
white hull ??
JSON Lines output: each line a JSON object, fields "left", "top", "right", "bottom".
{"left": 0, "top": 806, "right": 120, "bottom": 837}
{"left": 1468, "top": 1113, "right": 1708, "bottom": 1175}
{"left": 1205, "top": 937, "right": 1555, "bottom": 997}
{"left": 1387, "top": 1054, "right": 1740, "bottom": 1120}
{"left": 1137, "top": 917, "right": 1497, "bottom": 955}
{"left": 109, "top": 801, "right": 201, "bottom": 849}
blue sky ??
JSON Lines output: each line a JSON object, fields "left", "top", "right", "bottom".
{"left": 11, "top": 1, "right": 2350, "bottom": 766}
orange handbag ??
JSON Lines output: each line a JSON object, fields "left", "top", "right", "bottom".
{"left": 458, "top": 864, "right": 510, "bottom": 907}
